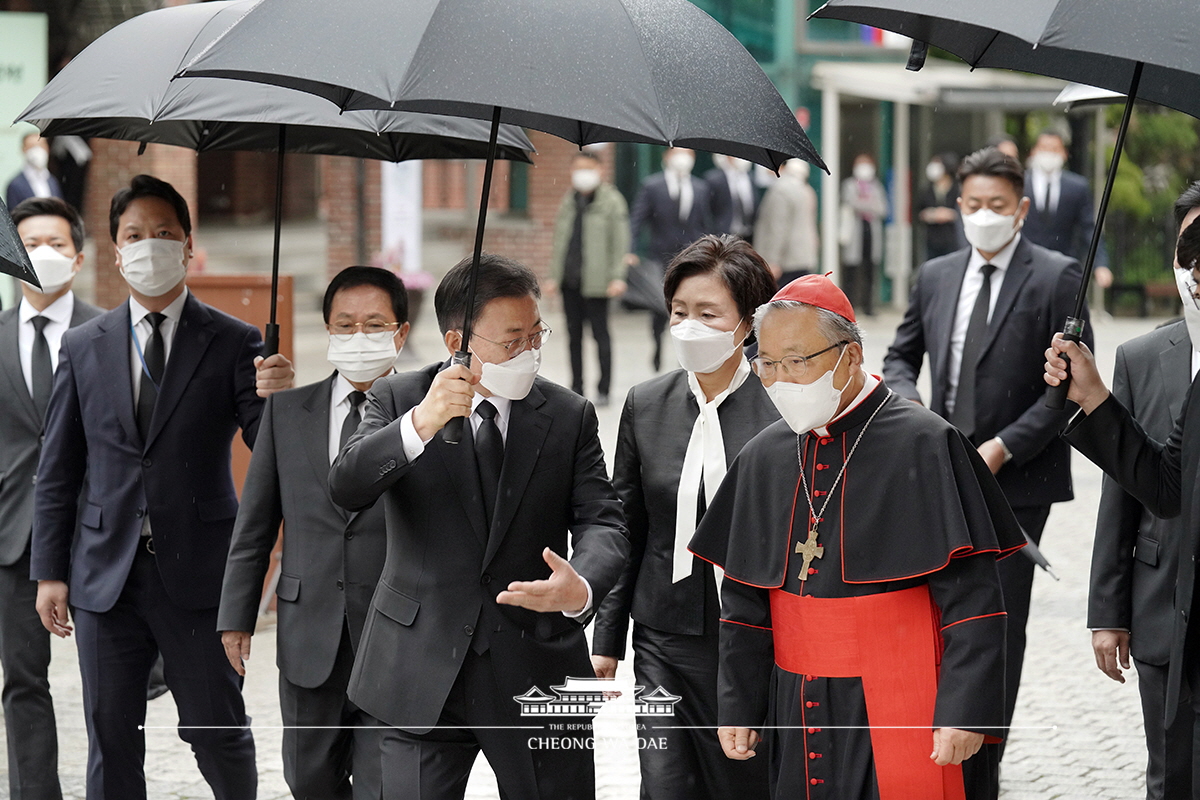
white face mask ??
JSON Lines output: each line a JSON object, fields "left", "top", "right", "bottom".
{"left": 1030, "top": 150, "right": 1065, "bottom": 174}
{"left": 1174, "top": 267, "right": 1200, "bottom": 354}
{"left": 119, "top": 238, "right": 187, "bottom": 297}
{"left": 670, "top": 318, "right": 743, "bottom": 374}
{"left": 571, "top": 169, "right": 601, "bottom": 194}
{"left": 478, "top": 346, "right": 541, "bottom": 400}
{"left": 962, "top": 207, "right": 1021, "bottom": 254}
{"left": 24, "top": 146, "right": 48, "bottom": 171}
{"left": 925, "top": 161, "right": 946, "bottom": 183}
{"left": 666, "top": 152, "right": 695, "bottom": 175}
{"left": 853, "top": 162, "right": 875, "bottom": 181}
{"left": 764, "top": 347, "right": 849, "bottom": 434}
{"left": 24, "top": 244, "right": 77, "bottom": 294}
{"left": 327, "top": 331, "right": 399, "bottom": 384}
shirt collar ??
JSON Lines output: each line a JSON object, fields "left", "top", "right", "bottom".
{"left": 333, "top": 369, "right": 391, "bottom": 404}
{"left": 968, "top": 232, "right": 1021, "bottom": 274}
{"left": 19, "top": 291, "right": 74, "bottom": 325}
{"left": 129, "top": 286, "right": 189, "bottom": 328}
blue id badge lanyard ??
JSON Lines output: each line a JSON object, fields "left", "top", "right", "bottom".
{"left": 130, "top": 319, "right": 161, "bottom": 393}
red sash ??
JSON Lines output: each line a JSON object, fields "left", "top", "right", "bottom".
{"left": 769, "top": 585, "right": 965, "bottom": 800}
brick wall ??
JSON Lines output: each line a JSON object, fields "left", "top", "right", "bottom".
{"left": 321, "top": 156, "right": 382, "bottom": 278}
{"left": 84, "top": 139, "right": 198, "bottom": 308}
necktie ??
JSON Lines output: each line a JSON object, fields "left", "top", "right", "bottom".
{"left": 340, "top": 390, "right": 365, "bottom": 452}
{"left": 474, "top": 400, "right": 504, "bottom": 523}
{"left": 30, "top": 316, "right": 52, "bottom": 419}
{"left": 137, "top": 312, "right": 166, "bottom": 439}
{"left": 951, "top": 264, "right": 997, "bottom": 441}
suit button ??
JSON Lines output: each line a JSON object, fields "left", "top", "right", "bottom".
{"left": 481, "top": 573, "right": 491, "bottom": 586}
{"left": 142, "top": 458, "right": 152, "bottom": 467}
{"left": 336, "top": 580, "right": 343, "bottom": 590}
{"left": 344, "top": 531, "right": 354, "bottom": 540}
{"left": 30, "top": 475, "right": 36, "bottom": 485}
{"left": 464, "top": 625, "right": 474, "bottom": 636}
{"left": 135, "top": 508, "right": 145, "bottom": 518}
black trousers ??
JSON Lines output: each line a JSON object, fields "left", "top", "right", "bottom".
{"left": 72, "top": 543, "right": 256, "bottom": 800}
{"left": 0, "top": 548, "right": 61, "bottom": 800}
{"left": 281, "top": 622, "right": 382, "bottom": 800}
{"left": 562, "top": 286, "right": 612, "bottom": 397}
{"left": 380, "top": 648, "right": 594, "bottom": 800}
{"left": 1142, "top": 657, "right": 1200, "bottom": 799}
{"left": 632, "top": 623, "right": 769, "bottom": 800}
{"left": 650, "top": 311, "right": 668, "bottom": 372}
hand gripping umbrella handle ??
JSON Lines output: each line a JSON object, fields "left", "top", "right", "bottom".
{"left": 441, "top": 350, "right": 473, "bottom": 445}
{"left": 263, "top": 323, "right": 280, "bottom": 358}
{"left": 1044, "top": 316, "right": 1085, "bottom": 410}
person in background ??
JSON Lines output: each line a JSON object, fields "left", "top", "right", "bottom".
{"left": 545, "top": 151, "right": 629, "bottom": 407}
{"left": 753, "top": 158, "right": 818, "bottom": 287}
{"left": 987, "top": 134, "right": 1020, "bottom": 163}
{"left": 592, "top": 235, "right": 777, "bottom": 800}
{"left": 628, "top": 147, "right": 713, "bottom": 371}
{"left": 704, "top": 154, "right": 760, "bottom": 242}
{"left": 6, "top": 134, "right": 63, "bottom": 210}
{"left": 917, "top": 152, "right": 965, "bottom": 261}
{"left": 0, "top": 197, "right": 101, "bottom": 800}
{"left": 838, "top": 153, "right": 888, "bottom": 316}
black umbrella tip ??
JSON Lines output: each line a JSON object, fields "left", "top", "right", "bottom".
{"left": 907, "top": 41, "right": 929, "bottom": 72}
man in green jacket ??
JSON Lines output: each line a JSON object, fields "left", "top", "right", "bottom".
{"left": 546, "top": 151, "right": 629, "bottom": 406}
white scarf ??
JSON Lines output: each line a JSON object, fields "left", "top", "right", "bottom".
{"left": 672, "top": 357, "right": 751, "bottom": 583}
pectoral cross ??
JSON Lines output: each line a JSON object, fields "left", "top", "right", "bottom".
{"left": 795, "top": 529, "right": 824, "bottom": 582}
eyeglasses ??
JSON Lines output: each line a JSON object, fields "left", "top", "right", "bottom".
{"left": 1181, "top": 271, "right": 1200, "bottom": 311}
{"left": 471, "top": 326, "right": 552, "bottom": 358}
{"left": 327, "top": 320, "right": 402, "bottom": 336}
{"left": 751, "top": 341, "right": 849, "bottom": 381}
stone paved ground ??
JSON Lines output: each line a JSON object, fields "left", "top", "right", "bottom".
{"left": 2, "top": 289, "right": 1165, "bottom": 797}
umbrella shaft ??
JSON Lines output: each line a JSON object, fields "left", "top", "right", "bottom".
{"left": 459, "top": 106, "right": 504, "bottom": 347}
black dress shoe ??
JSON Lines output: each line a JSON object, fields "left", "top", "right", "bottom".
{"left": 596, "top": 394, "right": 610, "bottom": 408}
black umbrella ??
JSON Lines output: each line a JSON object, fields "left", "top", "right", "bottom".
{"left": 0, "top": 196, "right": 39, "bottom": 290}
{"left": 17, "top": 0, "right": 534, "bottom": 354}
{"left": 180, "top": 0, "right": 825, "bottom": 440}
{"left": 812, "top": 0, "right": 1199, "bottom": 406}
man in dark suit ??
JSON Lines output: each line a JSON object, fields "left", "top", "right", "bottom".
{"left": 30, "top": 174, "right": 294, "bottom": 800}
{"left": 6, "top": 134, "right": 63, "bottom": 211}
{"left": 218, "top": 266, "right": 410, "bottom": 800}
{"left": 704, "top": 154, "right": 760, "bottom": 241}
{"left": 628, "top": 147, "right": 713, "bottom": 371}
{"left": 1022, "top": 131, "right": 1103, "bottom": 267}
{"left": 329, "top": 254, "right": 629, "bottom": 800}
{"left": 0, "top": 197, "right": 100, "bottom": 800}
{"left": 1087, "top": 184, "right": 1200, "bottom": 800}
{"left": 883, "top": 146, "right": 1090, "bottom": 795}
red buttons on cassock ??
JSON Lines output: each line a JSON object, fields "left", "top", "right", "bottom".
{"left": 808, "top": 752, "right": 818, "bottom": 759}
{"left": 805, "top": 675, "right": 815, "bottom": 681}
{"left": 808, "top": 568, "right": 817, "bottom": 575}
{"left": 805, "top": 701, "right": 814, "bottom": 708}
{"left": 816, "top": 463, "right": 828, "bottom": 470}
{"left": 813, "top": 490, "right": 825, "bottom": 497}
{"left": 819, "top": 437, "right": 833, "bottom": 445}
{"left": 810, "top": 778, "right": 824, "bottom": 785}
{"left": 807, "top": 727, "right": 817, "bottom": 734}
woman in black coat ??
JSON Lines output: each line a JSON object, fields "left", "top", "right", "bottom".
{"left": 591, "top": 235, "right": 778, "bottom": 799}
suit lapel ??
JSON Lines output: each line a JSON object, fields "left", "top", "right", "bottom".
{"left": 483, "top": 385, "right": 551, "bottom": 569}
{"left": 1162, "top": 328, "right": 1192, "bottom": 422}
{"left": 94, "top": 303, "right": 141, "bottom": 447}
{"left": 0, "top": 311, "right": 39, "bottom": 429}
{"left": 435, "top": 420, "right": 490, "bottom": 547}
{"left": 977, "top": 240, "right": 1033, "bottom": 363}
{"left": 935, "top": 252, "right": 972, "bottom": 382}
{"left": 302, "top": 374, "right": 341, "bottom": 513}
{"left": 145, "top": 293, "right": 215, "bottom": 451}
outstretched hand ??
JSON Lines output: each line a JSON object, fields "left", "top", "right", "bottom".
{"left": 495, "top": 547, "right": 588, "bottom": 613}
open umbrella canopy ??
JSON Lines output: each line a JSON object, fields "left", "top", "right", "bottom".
{"left": 18, "top": 0, "right": 534, "bottom": 163}
{"left": 0, "top": 196, "right": 39, "bottom": 289}
{"left": 178, "top": 0, "right": 823, "bottom": 172}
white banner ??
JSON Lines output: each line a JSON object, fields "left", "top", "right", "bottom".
{"left": 380, "top": 160, "right": 423, "bottom": 276}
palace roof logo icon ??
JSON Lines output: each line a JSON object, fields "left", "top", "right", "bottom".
{"left": 514, "top": 678, "right": 682, "bottom": 717}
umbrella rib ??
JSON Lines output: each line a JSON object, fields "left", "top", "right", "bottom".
{"left": 615, "top": 0, "right": 671, "bottom": 142}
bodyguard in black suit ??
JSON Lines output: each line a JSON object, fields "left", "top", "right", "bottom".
{"left": 703, "top": 155, "right": 760, "bottom": 241}
{"left": 30, "top": 175, "right": 294, "bottom": 800}
{"left": 219, "top": 267, "right": 410, "bottom": 800}
{"left": 0, "top": 198, "right": 100, "bottom": 800}
{"left": 592, "top": 236, "right": 775, "bottom": 799}
{"left": 1022, "top": 131, "right": 1102, "bottom": 266}
{"left": 883, "top": 147, "right": 1090, "bottom": 794}
{"left": 330, "top": 254, "right": 628, "bottom": 800}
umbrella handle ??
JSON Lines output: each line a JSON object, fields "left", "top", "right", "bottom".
{"left": 1044, "top": 316, "right": 1085, "bottom": 410}
{"left": 263, "top": 323, "right": 280, "bottom": 358}
{"left": 441, "top": 350, "right": 473, "bottom": 445}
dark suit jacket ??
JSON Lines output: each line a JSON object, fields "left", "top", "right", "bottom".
{"left": 882, "top": 237, "right": 1090, "bottom": 508}
{"left": 1063, "top": 373, "right": 1200, "bottom": 723}
{"left": 591, "top": 370, "right": 778, "bottom": 658}
{"left": 5, "top": 172, "right": 63, "bottom": 211}
{"left": 703, "top": 167, "right": 760, "bottom": 238}
{"left": 329, "top": 364, "right": 629, "bottom": 732}
{"left": 31, "top": 292, "right": 264, "bottom": 613}
{"left": 1022, "top": 170, "right": 1102, "bottom": 265}
{"left": 217, "top": 374, "right": 386, "bottom": 689}
{"left": 630, "top": 172, "right": 713, "bottom": 265}
{"left": 1088, "top": 321, "right": 1191, "bottom": 666}
{"left": 0, "top": 296, "right": 102, "bottom": 567}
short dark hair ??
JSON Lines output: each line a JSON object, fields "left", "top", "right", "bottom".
{"left": 663, "top": 235, "right": 777, "bottom": 322}
{"left": 11, "top": 196, "right": 85, "bottom": 252}
{"left": 1035, "top": 129, "right": 1068, "bottom": 148}
{"left": 434, "top": 252, "right": 540, "bottom": 334}
{"left": 958, "top": 147, "right": 1024, "bottom": 196}
{"left": 109, "top": 174, "right": 192, "bottom": 242}
{"left": 1175, "top": 181, "right": 1200, "bottom": 229}
{"left": 572, "top": 151, "right": 601, "bottom": 165}
{"left": 323, "top": 266, "right": 409, "bottom": 324}
{"left": 985, "top": 133, "right": 1016, "bottom": 150}
{"left": 936, "top": 151, "right": 960, "bottom": 176}
{"left": 1178, "top": 212, "right": 1200, "bottom": 270}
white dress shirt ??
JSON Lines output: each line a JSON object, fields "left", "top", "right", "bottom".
{"left": 18, "top": 291, "right": 74, "bottom": 396}
{"left": 1028, "top": 168, "right": 1061, "bottom": 215}
{"left": 21, "top": 165, "right": 53, "bottom": 199}
{"left": 398, "top": 390, "right": 591, "bottom": 616}
{"left": 946, "top": 234, "right": 1021, "bottom": 413}
{"left": 129, "top": 288, "right": 188, "bottom": 404}
{"left": 328, "top": 371, "right": 394, "bottom": 464}
{"left": 723, "top": 166, "right": 756, "bottom": 233}
{"left": 664, "top": 170, "right": 694, "bottom": 222}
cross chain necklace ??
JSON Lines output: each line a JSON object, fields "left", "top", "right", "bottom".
{"left": 794, "top": 389, "right": 891, "bottom": 581}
